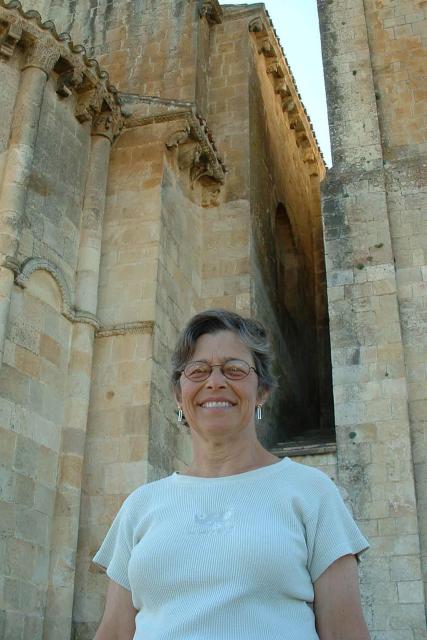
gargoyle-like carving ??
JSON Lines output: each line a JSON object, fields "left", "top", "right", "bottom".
{"left": 56, "top": 68, "right": 84, "bottom": 97}
{"left": 282, "top": 97, "right": 296, "bottom": 113}
{"left": 24, "top": 37, "right": 60, "bottom": 74}
{"left": 165, "top": 126, "right": 191, "bottom": 150}
{"left": 75, "top": 86, "right": 103, "bottom": 123}
{"left": 0, "top": 21, "right": 22, "bottom": 58}
{"left": 198, "top": 0, "right": 223, "bottom": 24}
{"left": 248, "top": 17, "right": 265, "bottom": 33}
{"left": 266, "top": 62, "right": 284, "bottom": 78}
{"left": 275, "top": 79, "right": 290, "bottom": 98}
{"left": 258, "top": 37, "right": 275, "bottom": 57}
{"left": 92, "top": 110, "right": 123, "bottom": 141}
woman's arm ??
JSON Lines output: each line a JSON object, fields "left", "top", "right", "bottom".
{"left": 314, "top": 554, "right": 370, "bottom": 640}
{"left": 94, "top": 580, "right": 137, "bottom": 640}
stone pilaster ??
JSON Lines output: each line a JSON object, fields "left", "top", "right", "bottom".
{"left": 0, "top": 39, "right": 59, "bottom": 363}
{"left": 42, "top": 124, "right": 112, "bottom": 640}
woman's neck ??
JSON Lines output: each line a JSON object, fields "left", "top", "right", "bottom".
{"left": 185, "top": 435, "right": 279, "bottom": 478}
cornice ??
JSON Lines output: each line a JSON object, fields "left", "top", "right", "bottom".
{"left": 0, "top": 0, "right": 123, "bottom": 139}
{"left": 119, "top": 94, "right": 226, "bottom": 185}
{"left": 235, "top": 5, "right": 326, "bottom": 177}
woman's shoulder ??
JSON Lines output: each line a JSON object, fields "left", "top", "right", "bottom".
{"left": 281, "top": 458, "right": 341, "bottom": 500}
{"left": 120, "top": 474, "right": 175, "bottom": 513}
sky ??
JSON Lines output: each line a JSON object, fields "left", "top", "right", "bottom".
{"left": 223, "top": 0, "right": 332, "bottom": 166}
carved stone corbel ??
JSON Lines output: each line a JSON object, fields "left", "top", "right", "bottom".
{"left": 0, "top": 21, "right": 22, "bottom": 59}
{"left": 288, "top": 112, "right": 302, "bottom": 130}
{"left": 56, "top": 68, "right": 84, "bottom": 97}
{"left": 266, "top": 61, "right": 284, "bottom": 78}
{"left": 75, "top": 86, "right": 103, "bottom": 123}
{"left": 258, "top": 37, "right": 275, "bottom": 57}
{"left": 24, "top": 38, "right": 60, "bottom": 75}
{"left": 282, "top": 97, "right": 296, "bottom": 114}
{"left": 275, "top": 79, "right": 290, "bottom": 98}
{"left": 248, "top": 17, "right": 266, "bottom": 33}
{"left": 198, "top": 0, "right": 223, "bottom": 25}
{"left": 165, "top": 126, "right": 191, "bottom": 150}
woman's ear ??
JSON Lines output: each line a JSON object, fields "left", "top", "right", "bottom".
{"left": 257, "top": 387, "right": 270, "bottom": 406}
{"left": 174, "top": 384, "right": 182, "bottom": 405}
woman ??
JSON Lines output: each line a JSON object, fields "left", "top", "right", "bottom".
{"left": 93, "top": 309, "right": 370, "bottom": 640}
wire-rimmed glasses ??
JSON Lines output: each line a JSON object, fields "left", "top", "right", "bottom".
{"left": 181, "top": 359, "right": 257, "bottom": 382}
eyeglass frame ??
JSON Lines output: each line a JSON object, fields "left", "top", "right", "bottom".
{"left": 180, "top": 359, "right": 258, "bottom": 382}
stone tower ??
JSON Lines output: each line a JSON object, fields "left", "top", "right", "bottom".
{"left": 0, "top": 0, "right": 425, "bottom": 639}
{"left": 318, "top": 0, "right": 427, "bottom": 637}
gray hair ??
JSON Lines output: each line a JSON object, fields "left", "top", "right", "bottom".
{"left": 171, "top": 309, "right": 276, "bottom": 394}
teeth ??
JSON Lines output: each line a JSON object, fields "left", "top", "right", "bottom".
{"left": 202, "top": 401, "right": 232, "bottom": 408}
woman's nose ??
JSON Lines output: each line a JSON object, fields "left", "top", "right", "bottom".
{"left": 206, "top": 366, "right": 227, "bottom": 386}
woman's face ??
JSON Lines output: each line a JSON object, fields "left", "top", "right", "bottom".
{"left": 177, "top": 330, "right": 266, "bottom": 439}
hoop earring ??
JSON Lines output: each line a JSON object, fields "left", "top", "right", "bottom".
{"left": 177, "top": 408, "right": 183, "bottom": 423}
{"left": 256, "top": 404, "right": 263, "bottom": 421}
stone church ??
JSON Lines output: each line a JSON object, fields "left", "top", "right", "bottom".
{"left": 0, "top": 0, "right": 425, "bottom": 637}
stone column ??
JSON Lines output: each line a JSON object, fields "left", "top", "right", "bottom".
{"left": 43, "top": 116, "right": 114, "bottom": 640}
{"left": 0, "top": 38, "right": 59, "bottom": 363}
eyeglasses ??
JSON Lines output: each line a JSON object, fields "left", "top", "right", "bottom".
{"left": 181, "top": 359, "right": 257, "bottom": 382}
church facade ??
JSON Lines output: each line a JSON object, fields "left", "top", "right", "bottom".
{"left": 0, "top": 0, "right": 425, "bottom": 638}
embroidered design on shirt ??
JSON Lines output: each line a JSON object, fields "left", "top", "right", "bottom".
{"left": 188, "top": 509, "right": 234, "bottom": 534}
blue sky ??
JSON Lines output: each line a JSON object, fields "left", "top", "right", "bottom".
{"left": 224, "top": 1, "right": 332, "bottom": 166}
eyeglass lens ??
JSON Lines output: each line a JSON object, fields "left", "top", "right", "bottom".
{"left": 184, "top": 359, "right": 251, "bottom": 381}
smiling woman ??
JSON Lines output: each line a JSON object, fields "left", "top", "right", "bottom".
{"left": 92, "top": 309, "right": 371, "bottom": 640}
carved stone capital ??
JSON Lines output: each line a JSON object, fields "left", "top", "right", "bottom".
{"left": 24, "top": 38, "right": 60, "bottom": 75}
{"left": 75, "top": 87, "right": 103, "bottom": 123}
{"left": 0, "top": 21, "right": 22, "bottom": 59}
{"left": 92, "top": 110, "right": 123, "bottom": 141}
{"left": 198, "top": 0, "right": 223, "bottom": 24}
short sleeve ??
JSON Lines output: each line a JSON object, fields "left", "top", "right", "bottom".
{"left": 93, "top": 499, "right": 133, "bottom": 591}
{"left": 305, "top": 480, "right": 369, "bottom": 583}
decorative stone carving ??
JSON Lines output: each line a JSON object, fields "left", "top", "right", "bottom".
{"left": 198, "top": 0, "right": 223, "bottom": 25}
{"left": 258, "top": 37, "right": 275, "bottom": 57}
{"left": 266, "top": 62, "right": 284, "bottom": 78}
{"left": 0, "top": 1, "right": 123, "bottom": 137}
{"left": 24, "top": 38, "right": 60, "bottom": 74}
{"left": 282, "top": 97, "right": 296, "bottom": 113}
{"left": 0, "top": 21, "right": 22, "bottom": 58}
{"left": 165, "top": 114, "right": 225, "bottom": 187}
{"left": 92, "top": 110, "right": 123, "bottom": 141}
{"left": 248, "top": 17, "right": 266, "bottom": 33}
{"left": 56, "top": 68, "right": 84, "bottom": 97}
{"left": 275, "top": 79, "right": 290, "bottom": 98}
{"left": 96, "top": 321, "right": 155, "bottom": 338}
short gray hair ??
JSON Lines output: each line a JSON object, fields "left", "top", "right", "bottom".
{"left": 171, "top": 309, "right": 276, "bottom": 394}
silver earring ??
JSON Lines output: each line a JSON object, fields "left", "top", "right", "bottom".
{"left": 256, "top": 404, "right": 263, "bottom": 421}
{"left": 177, "top": 408, "right": 183, "bottom": 423}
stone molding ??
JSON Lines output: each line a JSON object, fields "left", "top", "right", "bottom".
{"left": 198, "top": 0, "right": 223, "bottom": 25}
{"left": 8, "top": 256, "right": 106, "bottom": 328}
{"left": 96, "top": 321, "right": 155, "bottom": 338}
{"left": 248, "top": 9, "right": 325, "bottom": 177}
{"left": 14, "top": 256, "right": 73, "bottom": 316}
{"left": 165, "top": 112, "right": 226, "bottom": 185}
{"left": 119, "top": 95, "right": 226, "bottom": 186}
{"left": 0, "top": 0, "right": 123, "bottom": 140}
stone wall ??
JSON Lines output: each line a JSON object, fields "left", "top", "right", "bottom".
{"left": 318, "top": 0, "right": 427, "bottom": 636}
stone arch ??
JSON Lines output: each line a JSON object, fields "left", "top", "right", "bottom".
{"left": 15, "top": 257, "right": 73, "bottom": 316}
{"left": 274, "top": 203, "right": 300, "bottom": 322}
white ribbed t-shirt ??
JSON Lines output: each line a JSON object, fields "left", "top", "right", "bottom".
{"left": 93, "top": 458, "right": 368, "bottom": 640}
